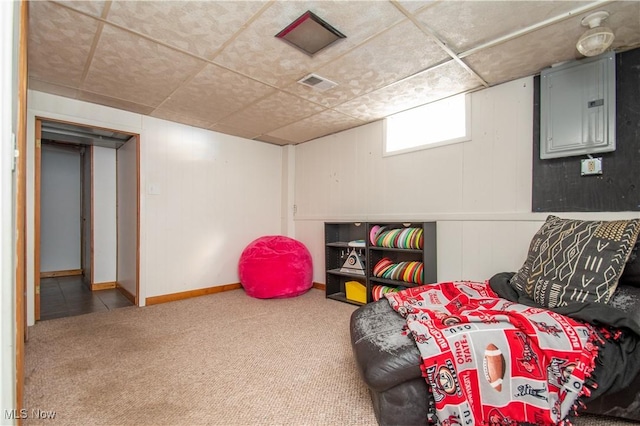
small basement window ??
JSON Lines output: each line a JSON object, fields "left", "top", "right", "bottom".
{"left": 384, "top": 93, "right": 471, "bottom": 156}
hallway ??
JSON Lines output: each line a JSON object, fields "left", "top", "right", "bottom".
{"left": 40, "top": 276, "right": 133, "bottom": 321}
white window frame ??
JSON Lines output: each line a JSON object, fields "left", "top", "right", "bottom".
{"left": 383, "top": 93, "right": 471, "bottom": 156}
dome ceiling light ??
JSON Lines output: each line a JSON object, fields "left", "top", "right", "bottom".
{"left": 576, "top": 11, "right": 615, "bottom": 57}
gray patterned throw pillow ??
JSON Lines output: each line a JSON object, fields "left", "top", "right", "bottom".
{"left": 510, "top": 215, "right": 640, "bottom": 308}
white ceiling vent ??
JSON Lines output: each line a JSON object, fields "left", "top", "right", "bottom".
{"left": 297, "top": 73, "right": 338, "bottom": 92}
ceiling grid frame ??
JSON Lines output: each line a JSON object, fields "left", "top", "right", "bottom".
{"left": 28, "top": 0, "right": 640, "bottom": 145}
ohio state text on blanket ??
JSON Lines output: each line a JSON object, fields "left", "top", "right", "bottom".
{"left": 385, "top": 281, "right": 600, "bottom": 425}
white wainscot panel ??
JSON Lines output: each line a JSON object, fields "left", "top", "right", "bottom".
{"left": 293, "top": 220, "right": 326, "bottom": 284}
{"left": 141, "top": 117, "right": 283, "bottom": 297}
{"left": 459, "top": 220, "right": 543, "bottom": 282}
{"left": 435, "top": 221, "right": 463, "bottom": 282}
{"left": 462, "top": 77, "right": 533, "bottom": 214}
{"left": 368, "top": 142, "right": 465, "bottom": 217}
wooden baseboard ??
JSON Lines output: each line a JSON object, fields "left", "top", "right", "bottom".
{"left": 312, "top": 282, "right": 326, "bottom": 291}
{"left": 116, "top": 284, "right": 136, "bottom": 305}
{"left": 91, "top": 281, "right": 116, "bottom": 291}
{"left": 40, "top": 269, "right": 82, "bottom": 278}
{"left": 145, "top": 283, "right": 243, "bottom": 306}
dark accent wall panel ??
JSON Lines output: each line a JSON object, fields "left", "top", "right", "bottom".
{"left": 532, "top": 48, "right": 640, "bottom": 212}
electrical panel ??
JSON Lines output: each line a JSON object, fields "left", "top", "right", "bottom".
{"left": 540, "top": 52, "right": 615, "bottom": 159}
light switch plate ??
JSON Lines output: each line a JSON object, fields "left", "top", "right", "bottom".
{"left": 581, "top": 157, "right": 602, "bottom": 176}
{"left": 148, "top": 183, "right": 161, "bottom": 195}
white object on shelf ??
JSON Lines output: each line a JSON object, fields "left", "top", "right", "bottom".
{"left": 340, "top": 249, "right": 365, "bottom": 275}
{"left": 348, "top": 240, "right": 365, "bottom": 247}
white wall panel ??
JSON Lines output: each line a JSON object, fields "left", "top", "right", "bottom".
{"left": 368, "top": 139, "right": 466, "bottom": 217}
{"left": 459, "top": 222, "right": 521, "bottom": 281}
{"left": 281, "top": 145, "right": 295, "bottom": 237}
{"left": 461, "top": 79, "right": 533, "bottom": 213}
{"left": 436, "top": 221, "right": 463, "bottom": 282}
{"left": 292, "top": 220, "right": 325, "bottom": 283}
{"left": 294, "top": 125, "right": 374, "bottom": 220}
{"left": 296, "top": 77, "right": 534, "bottom": 222}
{"left": 29, "top": 91, "right": 142, "bottom": 133}
{"left": 294, "top": 77, "right": 638, "bottom": 284}
{"left": 141, "top": 116, "right": 283, "bottom": 299}
{"left": 294, "top": 136, "right": 332, "bottom": 218}
{"left": 92, "top": 146, "right": 117, "bottom": 283}
{"left": 117, "top": 138, "right": 138, "bottom": 297}
{"left": 40, "top": 145, "right": 81, "bottom": 272}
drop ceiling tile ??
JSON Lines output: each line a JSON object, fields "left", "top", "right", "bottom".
{"left": 284, "top": 20, "right": 450, "bottom": 107}
{"left": 395, "top": 1, "right": 436, "bottom": 14}
{"left": 28, "top": 0, "right": 640, "bottom": 146}
{"left": 335, "top": 60, "right": 483, "bottom": 121}
{"left": 29, "top": 79, "right": 80, "bottom": 99}
{"left": 255, "top": 135, "right": 292, "bottom": 146}
{"left": 105, "top": 1, "right": 268, "bottom": 59}
{"left": 208, "top": 124, "right": 261, "bottom": 141}
{"left": 28, "top": 1, "right": 99, "bottom": 87}
{"left": 604, "top": 1, "right": 640, "bottom": 51}
{"left": 83, "top": 25, "right": 205, "bottom": 107}
{"left": 416, "top": 1, "right": 592, "bottom": 53}
{"left": 56, "top": 0, "right": 107, "bottom": 17}
{"left": 150, "top": 109, "right": 214, "bottom": 131}
{"left": 267, "top": 109, "right": 366, "bottom": 144}
{"left": 155, "top": 64, "right": 277, "bottom": 124}
{"left": 214, "top": 1, "right": 406, "bottom": 88}
{"left": 78, "top": 90, "right": 156, "bottom": 116}
{"left": 464, "top": 2, "right": 640, "bottom": 85}
{"left": 217, "top": 91, "right": 325, "bottom": 135}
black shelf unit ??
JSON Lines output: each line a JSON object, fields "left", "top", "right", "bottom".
{"left": 324, "top": 222, "right": 367, "bottom": 306}
{"left": 324, "top": 222, "right": 437, "bottom": 305}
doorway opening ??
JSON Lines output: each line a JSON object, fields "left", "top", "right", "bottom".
{"left": 35, "top": 118, "right": 140, "bottom": 321}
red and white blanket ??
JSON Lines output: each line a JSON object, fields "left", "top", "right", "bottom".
{"left": 385, "top": 281, "right": 601, "bottom": 426}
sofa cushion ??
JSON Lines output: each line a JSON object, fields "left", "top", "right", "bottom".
{"left": 369, "top": 377, "right": 430, "bottom": 426}
{"left": 510, "top": 215, "right": 640, "bottom": 308}
{"left": 350, "top": 299, "right": 422, "bottom": 393}
{"left": 621, "top": 240, "right": 640, "bottom": 287}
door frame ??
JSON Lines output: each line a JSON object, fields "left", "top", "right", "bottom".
{"left": 34, "top": 118, "right": 141, "bottom": 317}
{"left": 15, "top": 0, "right": 29, "bottom": 417}
{"left": 33, "top": 120, "right": 40, "bottom": 320}
{"left": 117, "top": 135, "right": 141, "bottom": 305}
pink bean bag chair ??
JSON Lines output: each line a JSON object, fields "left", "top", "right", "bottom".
{"left": 238, "top": 235, "right": 313, "bottom": 299}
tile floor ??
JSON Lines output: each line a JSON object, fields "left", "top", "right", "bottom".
{"left": 40, "top": 275, "right": 134, "bottom": 321}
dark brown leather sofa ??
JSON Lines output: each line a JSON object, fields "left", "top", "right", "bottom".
{"left": 350, "top": 287, "right": 640, "bottom": 426}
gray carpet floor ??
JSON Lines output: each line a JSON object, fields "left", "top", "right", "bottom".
{"left": 23, "top": 288, "right": 638, "bottom": 425}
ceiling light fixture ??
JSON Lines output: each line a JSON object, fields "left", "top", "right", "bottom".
{"left": 276, "top": 11, "right": 346, "bottom": 56}
{"left": 576, "top": 11, "right": 615, "bottom": 57}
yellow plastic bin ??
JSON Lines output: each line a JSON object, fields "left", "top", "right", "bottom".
{"left": 345, "top": 281, "right": 367, "bottom": 304}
